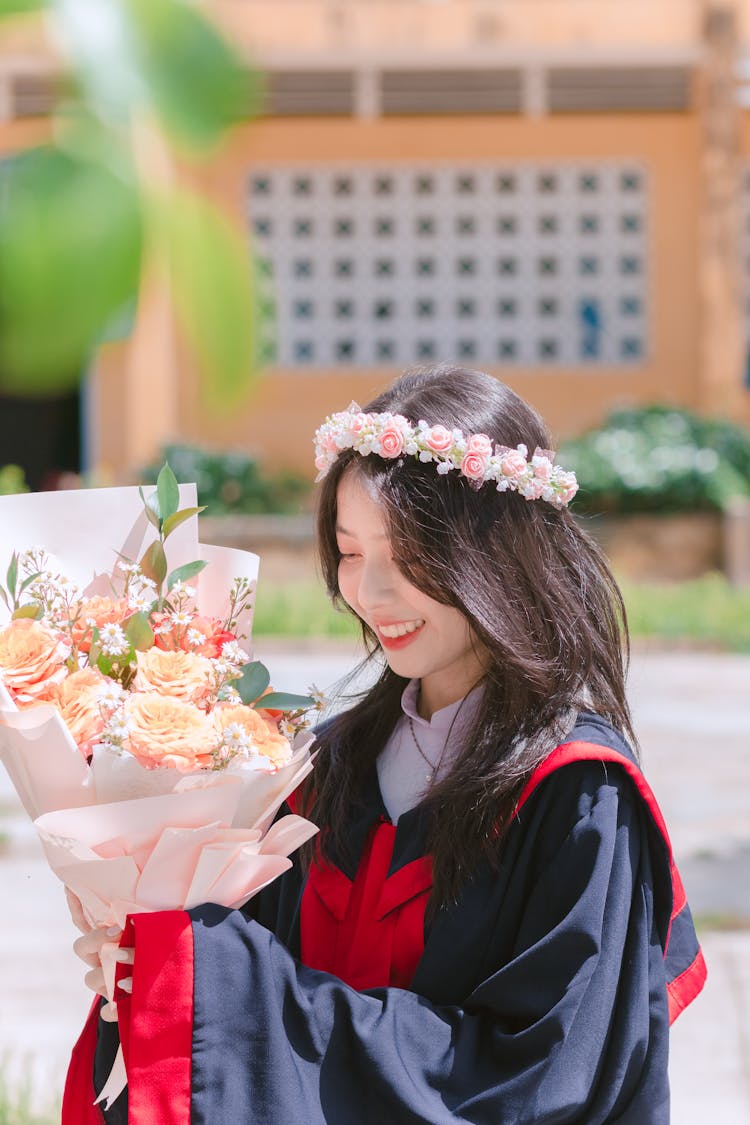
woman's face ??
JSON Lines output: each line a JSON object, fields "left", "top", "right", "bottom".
{"left": 335, "top": 471, "right": 485, "bottom": 716}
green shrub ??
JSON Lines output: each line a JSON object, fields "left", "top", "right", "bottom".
{"left": 560, "top": 405, "right": 750, "bottom": 514}
{"left": 142, "top": 445, "right": 311, "bottom": 515}
{"left": 0, "top": 464, "right": 28, "bottom": 495}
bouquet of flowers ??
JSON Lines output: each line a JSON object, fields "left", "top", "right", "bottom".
{"left": 0, "top": 468, "right": 322, "bottom": 1104}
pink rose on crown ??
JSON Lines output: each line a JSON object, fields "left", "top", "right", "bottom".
{"left": 424, "top": 425, "right": 454, "bottom": 454}
{"left": 379, "top": 425, "right": 405, "bottom": 459}
{"left": 460, "top": 451, "right": 489, "bottom": 481}
{"left": 466, "top": 433, "right": 493, "bottom": 458}
{"left": 348, "top": 413, "right": 368, "bottom": 434}
{"left": 499, "top": 445, "right": 529, "bottom": 478}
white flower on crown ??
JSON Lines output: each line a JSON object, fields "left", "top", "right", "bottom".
{"left": 312, "top": 406, "right": 578, "bottom": 509}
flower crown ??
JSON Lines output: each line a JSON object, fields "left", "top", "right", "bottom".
{"left": 313, "top": 403, "right": 579, "bottom": 509}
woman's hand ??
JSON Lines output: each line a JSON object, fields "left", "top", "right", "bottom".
{"left": 67, "top": 889, "right": 134, "bottom": 1021}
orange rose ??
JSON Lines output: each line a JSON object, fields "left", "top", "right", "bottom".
{"left": 0, "top": 618, "right": 68, "bottom": 706}
{"left": 72, "top": 596, "right": 129, "bottom": 654}
{"left": 124, "top": 693, "right": 218, "bottom": 771}
{"left": 153, "top": 613, "right": 235, "bottom": 659}
{"left": 51, "top": 668, "right": 106, "bottom": 758}
{"left": 133, "top": 648, "right": 213, "bottom": 705}
{"left": 214, "top": 704, "right": 292, "bottom": 769}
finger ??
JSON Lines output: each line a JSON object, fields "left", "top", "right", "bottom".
{"left": 117, "top": 977, "right": 133, "bottom": 995}
{"left": 73, "top": 928, "right": 115, "bottom": 966}
{"left": 84, "top": 967, "right": 106, "bottom": 996}
{"left": 100, "top": 1001, "right": 119, "bottom": 1023}
{"left": 65, "top": 887, "right": 89, "bottom": 934}
{"left": 114, "top": 948, "right": 135, "bottom": 965}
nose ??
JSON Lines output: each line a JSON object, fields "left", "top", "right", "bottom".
{"left": 356, "top": 556, "right": 398, "bottom": 614}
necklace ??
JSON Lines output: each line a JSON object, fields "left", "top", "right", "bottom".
{"left": 408, "top": 716, "right": 442, "bottom": 786}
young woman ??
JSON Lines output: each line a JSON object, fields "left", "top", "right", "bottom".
{"left": 65, "top": 365, "right": 705, "bottom": 1124}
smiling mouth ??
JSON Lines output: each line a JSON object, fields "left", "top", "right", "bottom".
{"left": 378, "top": 619, "right": 425, "bottom": 638}
{"left": 376, "top": 619, "right": 426, "bottom": 649}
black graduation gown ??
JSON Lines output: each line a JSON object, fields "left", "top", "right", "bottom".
{"left": 64, "top": 711, "right": 705, "bottom": 1124}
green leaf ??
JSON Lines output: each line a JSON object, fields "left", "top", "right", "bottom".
{"left": 0, "top": 144, "right": 142, "bottom": 392}
{"left": 236, "top": 661, "right": 270, "bottom": 706}
{"left": 6, "top": 552, "right": 18, "bottom": 600}
{"left": 157, "top": 189, "right": 261, "bottom": 410}
{"left": 124, "top": 611, "right": 155, "bottom": 651}
{"left": 139, "top": 485, "right": 162, "bottom": 530}
{"left": 0, "top": 587, "right": 10, "bottom": 611}
{"left": 162, "top": 506, "right": 205, "bottom": 539}
{"left": 12, "top": 604, "right": 43, "bottom": 621}
{"left": 125, "top": 0, "right": 254, "bottom": 151}
{"left": 18, "top": 572, "right": 42, "bottom": 594}
{"left": 156, "top": 462, "right": 180, "bottom": 522}
{"left": 167, "top": 559, "right": 208, "bottom": 590}
{"left": 253, "top": 691, "right": 315, "bottom": 712}
{"left": 0, "top": 1, "right": 46, "bottom": 15}
{"left": 139, "top": 540, "right": 168, "bottom": 586}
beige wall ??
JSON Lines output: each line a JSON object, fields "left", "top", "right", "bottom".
{"left": 166, "top": 111, "right": 704, "bottom": 474}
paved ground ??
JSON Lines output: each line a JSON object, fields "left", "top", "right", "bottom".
{"left": 1, "top": 643, "right": 748, "bottom": 1120}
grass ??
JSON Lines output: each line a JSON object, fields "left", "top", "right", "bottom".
{"left": 620, "top": 573, "right": 750, "bottom": 653}
{"left": 0, "top": 1061, "right": 60, "bottom": 1125}
{"left": 252, "top": 573, "right": 750, "bottom": 652}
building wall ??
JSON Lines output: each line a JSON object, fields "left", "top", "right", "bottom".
{"left": 169, "top": 111, "right": 702, "bottom": 474}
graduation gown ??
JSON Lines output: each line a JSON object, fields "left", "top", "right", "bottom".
{"left": 63, "top": 711, "right": 706, "bottom": 1124}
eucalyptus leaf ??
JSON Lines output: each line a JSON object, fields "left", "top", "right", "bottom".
{"left": 18, "top": 572, "right": 42, "bottom": 594}
{"left": 156, "top": 461, "right": 180, "bottom": 522}
{"left": 162, "top": 506, "right": 205, "bottom": 539}
{"left": 139, "top": 485, "right": 162, "bottom": 529}
{"left": 6, "top": 552, "right": 18, "bottom": 600}
{"left": 0, "top": 145, "right": 142, "bottom": 392}
{"left": 12, "top": 604, "right": 43, "bottom": 621}
{"left": 124, "top": 610, "right": 155, "bottom": 651}
{"left": 167, "top": 559, "right": 208, "bottom": 590}
{"left": 253, "top": 691, "right": 315, "bottom": 712}
{"left": 157, "top": 189, "right": 260, "bottom": 409}
{"left": 0, "top": 587, "right": 9, "bottom": 611}
{"left": 140, "top": 540, "right": 167, "bottom": 586}
{"left": 236, "top": 661, "right": 270, "bottom": 706}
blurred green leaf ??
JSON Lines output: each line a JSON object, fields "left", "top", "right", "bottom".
{"left": 162, "top": 506, "right": 205, "bottom": 539}
{"left": 140, "top": 540, "right": 167, "bottom": 586}
{"left": 0, "top": 145, "right": 142, "bottom": 392}
{"left": 124, "top": 610, "right": 154, "bottom": 651}
{"left": 0, "top": 1, "right": 45, "bottom": 15}
{"left": 236, "top": 661, "right": 270, "bottom": 706}
{"left": 125, "top": 0, "right": 254, "bottom": 151}
{"left": 139, "top": 485, "right": 162, "bottom": 529}
{"left": 167, "top": 559, "right": 207, "bottom": 590}
{"left": 12, "top": 604, "right": 43, "bottom": 620}
{"left": 156, "top": 461, "right": 180, "bottom": 522}
{"left": 158, "top": 189, "right": 260, "bottom": 409}
{"left": 253, "top": 691, "right": 315, "bottom": 712}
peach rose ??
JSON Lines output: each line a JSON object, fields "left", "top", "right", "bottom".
{"left": 0, "top": 618, "right": 68, "bottom": 706}
{"left": 466, "top": 433, "right": 494, "bottom": 458}
{"left": 153, "top": 613, "right": 235, "bottom": 659}
{"left": 125, "top": 693, "right": 217, "bottom": 771}
{"left": 214, "top": 704, "right": 292, "bottom": 769}
{"left": 51, "top": 668, "right": 106, "bottom": 758}
{"left": 424, "top": 425, "right": 454, "bottom": 454}
{"left": 72, "top": 596, "right": 129, "bottom": 654}
{"left": 378, "top": 425, "right": 404, "bottom": 459}
{"left": 348, "top": 412, "right": 368, "bottom": 434}
{"left": 460, "top": 451, "right": 489, "bottom": 481}
{"left": 499, "top": 447, "right": 528, "bottom": 478}
{"left": 133, "top": 648, "right": 213, "bottom": 705}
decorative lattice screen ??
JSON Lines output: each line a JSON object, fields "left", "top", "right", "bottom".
{"left": 248, "top": 162, "right": 648, "bottom": 369}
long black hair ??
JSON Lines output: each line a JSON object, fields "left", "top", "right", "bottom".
{"left": 299, "top": 364, "right": 634, "bottom": 906}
